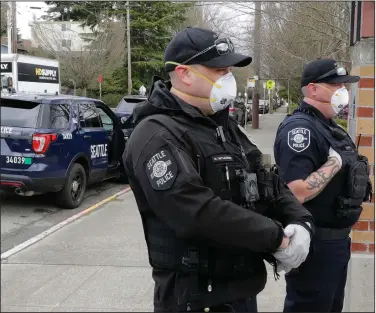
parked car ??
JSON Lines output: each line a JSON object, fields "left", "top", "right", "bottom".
{"left": 1, "top": 93, "right": 129, "bottom": 209}
{"left": 229, "top": 100, "right": 252, "bottom": 126}
{"left": 114, "top": 95, "right": 147, "bottom": 123}
{"left": 272, "top": 98, "right": 278, "bottom": 111}
{"left": 229, "top": 100, "right": 238, "bottom": 120}
{"left": 259, "top": 100, "right": 269, "bottom": 114}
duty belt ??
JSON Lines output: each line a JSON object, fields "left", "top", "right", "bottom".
{"left": 314, "top": 227, "right": 351, "bottom": 240}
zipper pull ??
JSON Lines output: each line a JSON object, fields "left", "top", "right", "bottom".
{"left": 239, "top": 145, "right": 246, "bottom": 159}
{"left": 239, "top": 144, "right": 251, "bottom": 170}
{"left": 208, "top": 278, "right": 212, "bottom": 292}
{"left": 216, "top": 126, "right": 226, "bottom": 143}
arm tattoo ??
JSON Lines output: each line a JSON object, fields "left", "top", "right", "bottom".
{"left": 303, "top": 158, "right": 340, "bottom": 202}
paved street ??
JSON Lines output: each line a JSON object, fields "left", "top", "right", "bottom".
{"left": 1, "top": 181, "right": 127, "bottom": 254}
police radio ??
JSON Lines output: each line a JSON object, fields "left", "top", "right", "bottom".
{"left": 236, "top": 153, "right": 281, "bottom": 208}
{"left": 257, "top": 154, "right": 281, "bottom": 205}
{"left": 236, "top": 169, "right": 260, "bottom": 204}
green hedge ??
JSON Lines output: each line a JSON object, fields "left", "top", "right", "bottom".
{"left": 100, "top": 93, "right": 124, "bottom": 108}
{"left": 63, "top": 88, "right": 123, "bottom": 108}
{"left": 288, "top": 102, "right": 299, "bottom": 114}
{"left": 334, "top": 118, "right": 348, "bottom": 130}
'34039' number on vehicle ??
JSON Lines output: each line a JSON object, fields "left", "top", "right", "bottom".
{"left": 5, "top": 156, "right": 32, "bottom": 165}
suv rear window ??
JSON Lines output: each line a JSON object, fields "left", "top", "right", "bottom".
{"left": 117, "top": 98, "right": 145, "bottom": 112}
{"left": 0, "top": 99, "right": 41, "bottom": 128}
{"left": 38, "top": 103, "right": 71, "bottom": 129}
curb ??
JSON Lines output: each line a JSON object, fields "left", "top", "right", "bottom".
{"left": 1, "top": 186, "right": 132, "bottom": 260}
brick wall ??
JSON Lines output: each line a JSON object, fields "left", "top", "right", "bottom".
{"left": 360, "top": 1, "right": 375, "bottom": 38}
{"left": 350, "top": 65, "right": 375, "bottom": 254}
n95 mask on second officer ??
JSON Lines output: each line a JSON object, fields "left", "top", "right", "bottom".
{"left": 316, "top": 84, "right": 349, "bottom": 115}
{"left": 330, "top": 87, "right": 349, "bottom": 115}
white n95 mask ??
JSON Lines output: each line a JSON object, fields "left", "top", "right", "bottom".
{"left": 209, "top": 72, "right": 237, "bottom": 112}
{"left": 317, "top": 84, "right": 349, "bottom": 115}
{"left": 164, "top": 61, "right": 238, "bottom": 113}
{"left": 330, "top": 87, "right": 349, "bottom": 114}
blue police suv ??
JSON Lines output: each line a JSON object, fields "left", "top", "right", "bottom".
{"left": 1, "top": 93, "right": 128, "bottom": 209}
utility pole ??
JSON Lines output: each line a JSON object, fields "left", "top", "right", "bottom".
{"left": 11, "top": 1, "right": 17, "bottom": 54}
{"left": 251, "top": 1, "right": 261, "bottom": 129}
{"left": 7, "top": 2, "right": 12, "bottom": 53}
{"left": 126, "top": 0, "right": 132, "bottom": 95}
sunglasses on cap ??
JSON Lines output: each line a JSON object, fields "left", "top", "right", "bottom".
{"left": 313, "top": 66, "right": 348, "bottom": 82}
{"left": 182, "top": 38, "right": 235, "bottom": 65}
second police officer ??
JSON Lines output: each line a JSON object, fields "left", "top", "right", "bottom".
{"left": 274, "top": 58, "right": 373, "bottom": 312}
{"left": 124, "top": 27, "right": 315, "bottom": 312}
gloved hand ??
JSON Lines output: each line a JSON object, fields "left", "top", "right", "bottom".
{"left": 328, "top": 147, "right": 342, "bottom": 167}
{"left": 272, "top": 224, "right": 311, "bottom": 269}
{"left": 276, "top": 261, "right": 292, "bottom": 274}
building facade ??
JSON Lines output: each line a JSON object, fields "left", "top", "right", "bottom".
{"left": 348, "top": 1, "right": 375, "bottom": 255}
{"left": 30, "top": 21, "right": 93, "bottom": 52}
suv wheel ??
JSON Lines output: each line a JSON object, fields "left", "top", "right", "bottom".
{"left": 56, "top": 163, "right": 87, "bottom": 209}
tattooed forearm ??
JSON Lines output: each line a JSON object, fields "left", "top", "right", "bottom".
{"left": 306, "top": 158, "right": 339, "bottom": 189}
{"left": 303, "top": 157, "right": 341, "bottom": 202}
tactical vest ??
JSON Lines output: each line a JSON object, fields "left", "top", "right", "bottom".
{"left": 277, "top": 109, "right": 372, "bottom": 228}
{"left": 141, "top": 113, "right": 280, "bottom": 280}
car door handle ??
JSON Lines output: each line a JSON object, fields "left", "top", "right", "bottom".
{"left": 84, "top": 135, "right": 91, "bottom": 140}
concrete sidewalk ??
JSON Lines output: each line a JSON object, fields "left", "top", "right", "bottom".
{"left": 245, "top": 107, "right": 288, "bottom": 162}
{"left": 1, "top": 107, "right": 374, "bottom": 312}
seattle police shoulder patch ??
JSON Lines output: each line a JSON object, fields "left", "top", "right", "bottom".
{"left": 145, "top": 147, "right": 178, "bottom": 190}
{"left": 287, "top": 127, "right": 311, "bottom": 152}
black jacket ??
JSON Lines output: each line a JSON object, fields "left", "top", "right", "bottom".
{"left": 124, "top": 78, "right": 314, "bottom": 311}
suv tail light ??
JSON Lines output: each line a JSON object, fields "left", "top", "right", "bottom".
{"left": 229, "top": 107, "right": 235, "bottom": 112}
{"left": 32, "top": 133, "right": 57, "bottom": 154}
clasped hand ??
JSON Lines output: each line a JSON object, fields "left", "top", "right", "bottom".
{"left": 273, "top": 224, "right": 311, "bottom": 271}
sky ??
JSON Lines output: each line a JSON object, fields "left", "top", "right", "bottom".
{"left": 16, "top": 2, "right": 49, "bottom": 39}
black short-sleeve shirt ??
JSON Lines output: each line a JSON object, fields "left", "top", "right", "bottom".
{"left": 274, "top": 102, "right": 330, "bottom": 184}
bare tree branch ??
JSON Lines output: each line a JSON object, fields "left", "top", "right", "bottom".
{"left": 31, "top": 16, "right": 125, "bottom": 94}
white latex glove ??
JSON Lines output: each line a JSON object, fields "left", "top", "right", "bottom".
{"left": 328, "top": 147, "right": 342, "bottom": 167}
{"left": 272, "top": 224, "right": 311, "bottom": 269}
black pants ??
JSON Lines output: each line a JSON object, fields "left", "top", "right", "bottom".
{"left": 284, "top": 237, "right": 351, "bottom": 312}
{"left": 197, "top": 297, "right": 258, "bottom": 312}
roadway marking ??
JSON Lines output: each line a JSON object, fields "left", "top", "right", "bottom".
{"left": 1, "top": 186, "right": 132, "bottom": 260}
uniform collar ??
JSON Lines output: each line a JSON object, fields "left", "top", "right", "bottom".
{"left": 300, "top": 101, "right": 330, "bottom": 125}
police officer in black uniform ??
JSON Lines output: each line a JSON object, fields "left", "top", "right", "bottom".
{"left": 274, "top": 58, "right": 373, "bottom": 312}
{"left": 124, "top": 27, "right": 315, "bottom": 312}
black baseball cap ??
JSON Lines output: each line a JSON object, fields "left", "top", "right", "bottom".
{"left": 164, "top": 27, "right": 252, "bottom": 72}
{"left": 301, "top": 58, "right": 360, "bottom": 87}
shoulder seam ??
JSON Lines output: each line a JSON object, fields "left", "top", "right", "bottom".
{"left": 133, "top": 119, "right": 189, "bottom": 169}
{"left": 134, "top": 128, "right": 167, "bottom": 169}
